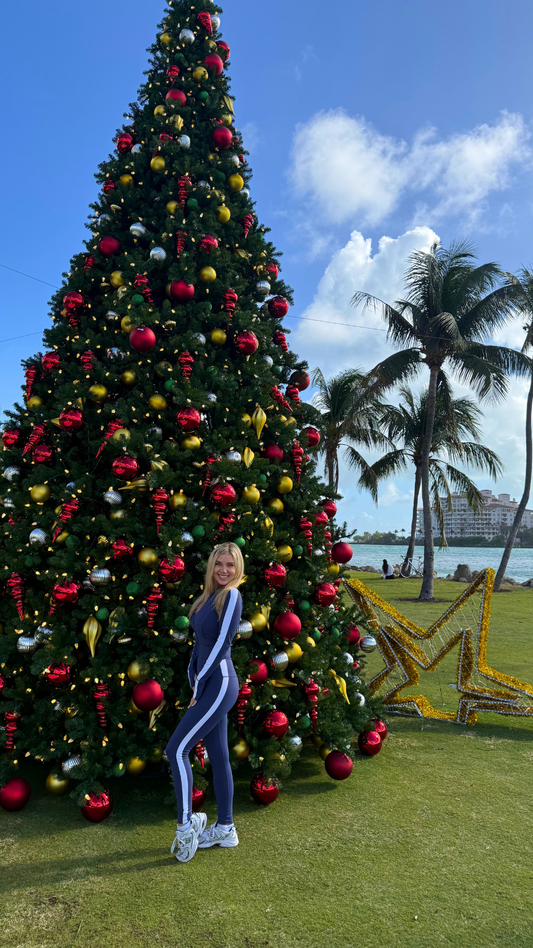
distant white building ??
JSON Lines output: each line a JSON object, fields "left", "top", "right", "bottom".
{"left": 416, "top": 490, "right": 533, "bottom": 540}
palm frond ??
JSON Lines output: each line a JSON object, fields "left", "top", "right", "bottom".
{"left": 447, "top": 351, "right": 509, "bottom": 401}
{"left": 366, "top": 348, "right": 422, "bottom": 393}
{"left": 342, "top": 446, "right": 379, "bottom": 503}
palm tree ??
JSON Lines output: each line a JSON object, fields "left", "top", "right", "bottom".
{"left": 311, "top": 367, "right": 388, "bottom": 497}
{"left": 495, "top": 268, "right": 533, "bottom": 591}
{"left": 358, "top": 382, "right": 503, "bottom": 575}
{"left": 351, "top": 240, "right": 527, "bottom": 599}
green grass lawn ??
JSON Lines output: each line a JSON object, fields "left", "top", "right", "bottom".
{"left": 1, "top": 575, "right": 533, "bottom": 948}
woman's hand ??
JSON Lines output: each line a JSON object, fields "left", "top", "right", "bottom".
{"left": 188, "top": 697, "right": 197, "bottom": 709}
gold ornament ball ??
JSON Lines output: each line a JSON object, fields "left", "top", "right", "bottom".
{"left": 211, "top": 328, "right": 226, "bottom": 345}
{"left": 312, "top": 734, "right": 324, "bottom": 749}
{"left": 241, "top": 412, "right": 252, "bottom": 428}
{"left": 278, "top": 544, "right": 293, "bottom": 563}
{"left": 193, "top": 66, "right": 208, "bottom": 81}
{"left": 228, "top": 174, "right": 244, "bottom": 192}
{"left": 110, "top": 271, "right": 125, "bottom": 288}
{"left": 154, "top": 106, "right": 166, "bottom": 118}
{"left": 110, "top": 508, "right": 127, "bottom": 520}
{"left": 233, "top": 739, "right": 250, "bottom": 760}
{"left": 319, "top": 744, "right": 331, "bottom": 761}
{"left": 129, "top": 699, "right": 144, "bottom": 715}
{"left": 200, "top": 266, "right": 217, "bottom": 283}
{"left": 31, "top": 484, "right": 51, "bottom": 503}
{"left": 166, "top": 200, "right": 178, "bottom": 215}
{"left": 327, "top": 563, "right": 340, "bottom": 576}
{"left": 121, "top": 315, "right": 134, "bottom": 333}
{"left": 46, "top": 773, "right": 70, "bottom": 796}
{"left": 121, "top": 369, "right": 136, "bottom": 386}
{"left": 119, "top": 173, "right": 134, "bottom": 187}
{"left": 149, "top": 394, "right": 167, "bottom": 411}
{"left": 150, "top": 156, "right": 166, "bottom": 172}
{"left": 155, "top": 361, "right": 173, "bottom": 377}
{"left": 249, "top": 612, "right": 267, "bottom": 633}
{"left": 182, "top": 435, "right": 201, "bottom": 450}
{"left": 138, "top": 547, "right": 158, "bottom": 566}
{"left": 88, "top": 384, "right": 108, "bottom": 403}
{"left": 126, "top": 757, "right": 147, "bottom": 775}
{"left": 284, "top": 641, "right": 303, "bottom": 663}
{"left": 217, "top": 205, "right": 231, "bottom": 223}
{"left": 160, "top": 31, "right": 172, "bottom": 45}
{"left": 261, "top": 516, "right": 274, "bottom": 537}
{"left": 169, "top": 492, "right": 187, "bottom": 510}
{"left": 267, "top": 498, "right": 284, "bottom": 515}
{"left": 27, "top": 395, "right": 43, "bottom": 411}
{"left": 221, "top": 113, "right": 233, "bottom": 126}
{"left": 111, "top": 427, "right": 131, "bottom": 443}
{"left": 127, "top": 660, "right": 144, "bottom": 682}
{"left": 277, "top": 476, "right": 293, "bottom": 494}
{"left": 242, "top": 485, "right": 260, "bottom": 504}
{"left": 306, "top": 636, "right": 316, "bottom": 648}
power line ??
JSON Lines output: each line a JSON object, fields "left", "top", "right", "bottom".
{"left": 0, "top": 263, "right": 59, "bottom": 290}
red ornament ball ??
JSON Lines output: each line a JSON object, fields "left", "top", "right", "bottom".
{"left": 99, "top": 236, "right": 121, "bottom": 257}
{"left": 289, "top": 370, "right": 310, "bottom": 391}
{"left": 325, "top": 750, "right": 354, "bottom": 781}
{"left": 267, "top": 296, "right": 289, "bottom": 319}
{"left": 159, "top": 555, "right": 186, "bottom": 582}
{"left": 216, "top": 40, "right": 230, "bottom": 61}
{"left": 42, "top": 351, "right": 61, "bottom": 372}
{"left": 250, "top": 773, "right": 279, "bottom": 806}
{"left": 358, "top": 730, "right": 382, "bottom": 756}
{"left": 322, "top": 499, "right": 337, "bottom": 519}
{"left": 264, "top": 563, "right": 287, "bottom": 588}
{"left": 346, "top": 626, "right": 361, "bottom": 647}
{"left": 262, "top": 444, "right": 283, "bottom": 462}
{"left": 112, "top": 455, "right": 139, "bottom": 481}
{"left": 80, "top": 790, "right": 114, "bottom": 823}
{"left": 53, "top": 581, "right": 80, "bottom": 605}
{"left": 331, "top": 541, "right": 353, "bottom": 564}
{"left": 234, "top": 331, "right": 258, "bottom": 355}
{"left": 248, "top": 659, "right": 268, "bottom": 686}
{"left": 63, "top": 291, "right": 84, "bottom": 312}
{"left": 166, "top": 88, "right": 187, "bottom": 105}
{"left": 32, "top": 444, "right": 54, "bottom": 464}
{"left": 265, "top": 262, "right": 279, "bottom": 279}
{"left": 263, "top": 710, "right": 289, "bottom": 738}
{"left": 59, "top": 408, "right": 84, "bottom": 432}
{"left": 303, "top": 426, "right": 320, "bottom": 447}
{"left": 0, "top": 776, "right": 32, "bottom": 812}
{"left": 315, "top": 582, "right": 337, "bottom": 606}
{"left": 45, "top": 662, "right": 72, "bottom": 686}
{"left": 116, "top": 132, "right": 134, "bottom": 154}
{"left": 129, "top": 326, "right": 156, "bottom": 352}
{"left": 176, "top": 408, "right": 201, "bottom": 431}
{"left": 204, "top": 52, "right": 224, "bottom": 75}
{"left": 2, "top": 428, "right": 21, "bottom": 447}
{"left": 132, "top": 679, "right": 165, "bottom": 711}
{"left": 211, "top": 483, "right": 236, "bottom": 507}
{"left": 273, "top": 612, "right": 302, "bottom": 641}
{"left": 372, "top": 719, "right": 388, "bottom": 741}
{"left": 192, "top": 785, "right": 207, "bottom": 812}
{"left": 170, "top": 280, "right": 195, "bottom": 302}
{"left": 112, "top": 539, "right": 133, "bottom": 560}
{"left": 212, "top": 126, "right": 233, "bottom": 150}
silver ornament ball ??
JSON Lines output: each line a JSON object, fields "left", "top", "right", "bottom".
{"left": 263, "top": 355, "right": 273, "bottom": 367}
{"left": 29, "top": 528, "right": 47, "bottom": 546}
{"left": 343, "top": 652, "right": 354, "bottom": 664}
{"left": 104, "top": 490, "right": 122, "bottom": 505}
{"left": 146, "top": 426, "right": 162, "bottom": 438}
{"left": 192, "top": 332, "right": 206, "bottom": 345}
{"left": 206, "top": 393, "right": 217, "bottom": 403}
{"left": 171, "top": 630, "right": 188, "bottom": 643}
{"left": 82, "top": 578, "right": 96, "bottom": 593}
{"left": 17, "top": 635, "right": 38, "bottom": 652}
{"left": 226, "top": 451, "right": 241, "bottom": 462}
{"left": 35, "top": 623, "right": 54, "bottom": 642}
{"left": 179, "top": 28, "right": 195, "bottom": 43}
{"left": 131, "top": 143, "right": 142, "bottom": 155}
{"left": 228, "top": 154, "right": 241, "bottom": 167}
{"left": 90, "top": 568, "right": 112, "bottom": 586}
{"left": 98, "top": 214, "right": 111, "bottom": 225}
{"left": 62, "top": 755, "right": 82, "bottom": 775}
{"left": 360, "top": 635, "right": 377, "bottom": 653}
{"left": 211, "top": 14, "right": 221, "bottom": 29}
{"left": 177, "top": 135, "right": 191, "bottom": 149}
{"left": 289, "top": 735, "right": 303, "bottom": 748}
{"left": 150, "top": 247, "right": 167, "bottom": 262}
{"left": 181, "top": 531, "right": 194, "bottom": 548}
{"left": 3, "top": 466, "right": 20, "bottom": 481}
{"left": 197, "top": 180, "right": 211, "bottom": 190}
{"left": 271, "top": 651, "right": 289, "bottom": 672}
{"left": 106, "top": 347, "right": 124, "bottom": 361}
{"left": 237, "top": 620, "right": 253, "bottom": 640}
{"left": 130, "top": 222, "right": 146, "bottom": 238}
{"left": 2, "top": 497, "right": 15, "bottom": 509}
{"left": 354, "top": 691, "right": 366, "bottom": 708}
{"left": 106, "top": 310, "right": 120, "bottom": 321}
{"left": 256, "top": 281, "right": 271, "bottom": 296}
{"left": 241, "top": 189, "right": 250, "bottom": 199}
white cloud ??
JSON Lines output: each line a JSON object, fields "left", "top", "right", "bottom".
{"left": 290, "top": 109, "right": 531, "bottom": 228}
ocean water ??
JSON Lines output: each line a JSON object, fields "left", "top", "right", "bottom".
{"left": 350, "top": 544, "right": 533, "bottom": 583}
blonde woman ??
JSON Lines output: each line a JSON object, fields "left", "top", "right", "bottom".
{"left": 166, "top": 542, "right": 243, "bottom": 863}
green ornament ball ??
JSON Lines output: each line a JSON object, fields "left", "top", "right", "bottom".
{"left": 131, "top": 293, "right": 144, "bottom": 306}
{"left": 299, "top": 599, "right": 311, "bottom": 612}
{"left": 187, "top": 198, "right": 199, "bottom": 210}
{"left": 298, "top": 715, "right": 311, "bottom": 730}
{"left": 330, "top": 628, "right": 341, "bottom": 640}
{"left": 199, "top": 91, "right": 209, "bottom": 102}
{"left": 206, "top": 366, "right": 218, "bottom": 379}
{"left": 126, "top": 582, "right": 139, "bottom": 595}
{"left": 234, "top": 536, "right": 246, "bottom": 548}
{"left": 175, "top": 616, "right": 189, "bottom": 630}
{"left": 191, "top": 525, "right": 205, "bottom": 538}
{"left": 312, "top": 629, "right": 322, "bottom": 642}
{"left": 258, "top": 474, "right": 267, "bottom": 483}
{"left": 24, "top": 555, "right": 33, "bottom": 568}
{"left": 164, "top": 379, "right": 175, "bottom": 392}
{"left": 293, "top": 545, "right": 304, "bottom": 557}
{"left": 112, "top": 762, "right": 126, "bottom": 778}
{"left": 96, "top": 607, "right": 110, "bottom": 621}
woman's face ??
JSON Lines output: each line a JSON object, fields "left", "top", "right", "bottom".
{"left": 214, "top": 552, "right": 236, "bottom": 587}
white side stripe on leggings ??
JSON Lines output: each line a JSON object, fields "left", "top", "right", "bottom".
{"left": 193, "top": 588, "right": 238, "bottom": 699}
{"left": 177, "top": 659, "right": 229, "bottom": 821}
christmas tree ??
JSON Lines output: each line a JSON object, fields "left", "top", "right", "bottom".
{"left": 0, "top": 1, "right": 381, "bottom": 818}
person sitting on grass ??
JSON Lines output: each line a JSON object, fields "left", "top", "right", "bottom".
{"left": 382, "top": 558, "right": 396, "bottom": 580}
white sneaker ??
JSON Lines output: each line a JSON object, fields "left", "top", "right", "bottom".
{"left": 197, "top": 822, "right": 239, "bottom": 849}
{"left": 170, "top": 812, "right": 206, "bottom": 863}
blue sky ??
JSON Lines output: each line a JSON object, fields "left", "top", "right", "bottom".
{"left": 2, "top": 0, "right": 533, "bottom": 535}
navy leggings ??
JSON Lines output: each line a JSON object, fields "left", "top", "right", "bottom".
{"left": 166, "top": 659, "right": 239, "bottom": 824}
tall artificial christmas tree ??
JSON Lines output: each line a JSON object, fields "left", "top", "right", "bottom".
{"left": 0, "top": 2, "right": 381, "bottom": 819}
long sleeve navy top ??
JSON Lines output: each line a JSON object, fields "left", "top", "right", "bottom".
{"left": 187, "top": 587, "right": 242, "bottom": 701}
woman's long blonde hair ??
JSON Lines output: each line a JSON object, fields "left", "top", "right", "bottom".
{"left": 189, "top": 542, "right": 245, "bottom": 619}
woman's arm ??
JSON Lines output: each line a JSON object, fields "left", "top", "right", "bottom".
{"left": 192, "top": 588, "right": 242, "bottom": 701}
{"left": 187, "top": 640, "right": 199, "bottom": 688}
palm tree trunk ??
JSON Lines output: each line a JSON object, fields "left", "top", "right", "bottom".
{"left": 494, "top": 369, "right": 533, "bottom": 591}
{"left": 419, "top": 365, "right": 440, "bottom": 600}
{"left": 326, "top": 451, "right": 336, "bottom": 490}
{"left": 402, "top": 466, "right": 421, "bottom": 576}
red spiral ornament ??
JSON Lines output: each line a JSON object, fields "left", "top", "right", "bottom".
{"left": 42, "top": 351, "right": 60, "bottom": 373}
{"left": 324, "top": 529, "right": 332, "bottom": 562}
{"left": 102, "top": 179, "right": 115, "bottom": 194}
{"left": 93, "top": 683, "right": 111, "bottom": 729}
{"left": 199, "top": 234, "right": 218, "bottom": 254}
{"left": 178, "top": 175, "right": 191, "bottom": 208}
{"left": 271, "top": 386, "right": 291, "bottom": 412}
{"left": 285, "top": 385, "right": 301, "bottom": 406}
{"left": 305, "top": 678, "right": 320, "bottom": 732}
{"left": 291, "top": 441, "right": 304, "bottom": 483}
{"left": 25, "top": 366, "right": 39, "bottom": 403}
{"left": 96, "top": 418, "right": 124, "bottom": 459}
{"left": 146, "top": 586, "right": 164, "bottom": 630}
{"left": 202, "top": 454, "right": 219, "bottom": 496}
{"left": 299, "top": 516, "right": 313, "bottom": 555}
{"left": 242, "top": 214, "right": 254, "bottom": 238}
{"left": 273, "top": 330, "right": 288, "bottom": 353}
{"left": 133, "top": 273, "right": 153, "bottom": 304}
{"left": 152, "top": 488, "right": 169, "bottom": 535}
{"left": 223, "top": 288, "right": 238, "bottom": 318}
{"left": 197, "top": 10, "right": 212, "bottom": 32}
{"left": 84, "top": 255, "right": 95, "bottom": 270}
{"left": 22, "top": 423, "right": 46, "bottom": 457}
{"left": 217, "top": 513, "right": 236, "bottom": 535}
{"left": 80, "top": 350, "right": 95, "bottom": 373}
{"left": 176, "top": 230, "right": 187, "bottom": 256}
{"left": 178, "top": 351, "right": 194, "bottom": 381}
{"left": 166, "top": 64, "right": 180, "bottom": 82}
{"left": 53, "top": 498, "right": 79, "bottom": 542}
{"left": 4, "top": 711, "right": 20, "bottom": 756}
{"left": 236, "top": 681, "right": 252, "bottom": 735}
{"left": 195, "top": 741, "right": 206, "bottom": 769}
{"left": 7, "top": 573, "right": 24, "bottom": 620}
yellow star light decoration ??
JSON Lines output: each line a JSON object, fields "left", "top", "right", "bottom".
{"left": 344, "top": 569, "right": 533, "bottom": 725}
